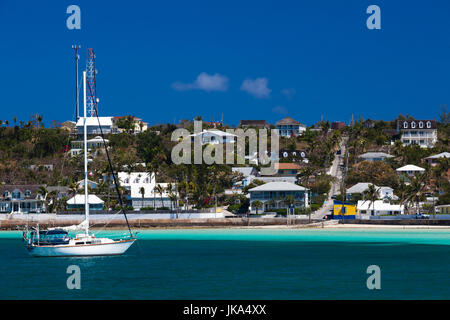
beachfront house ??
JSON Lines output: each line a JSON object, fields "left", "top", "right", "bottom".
{"left": 275, "top": 117, "right": 306, "bottom": 137}
{"left": 117, "top": 172, "right": 175, "bottom": 210}
{"left": 0, "top": 185, "right": 47, "bottom": 214}
{"left": 248, "top": 181, "right": 309, "bottom": 213}
{"left": 436, "top": 204, "right": 450, "bottom": 214}
{"left": 397, "top": 119, "right": 437, "bottom": 148}
{"left": 357, "top": 152, "right": 394, "bottom": 162}
{"left": 356, "top": 200, "right": 404, "bottom": 216}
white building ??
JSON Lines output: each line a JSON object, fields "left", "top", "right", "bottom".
{"left": 71, "top": 136, "right": 109, "bottom": 157}
{"left": 67, "top": 194, "right": 104, "bottom": 211}
{"left": 76, "top": 117, "right": 113, "bottom": 135}
{"left": 396, "top": 164, "right": 425, "bottom": 176}
{"left": 189, "top": 129, "right": 237, "bottom": 145}
{"left": 397, "top": 119, "right": 437, "bottom": 148}
{"left": 357, "top": 200, "right": 404, "bottom": 216}
{"left": 357, "top": 152, "right": 394, "bottom": 162}
{"left": 346, "top": 183, "right": 397, "bottom": 200}
{"left": 117, "top": 172, "right": 175, "bottom": 210}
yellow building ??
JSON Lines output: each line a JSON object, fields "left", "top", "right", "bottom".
{"left": 436, "top": 204, "right": 450, "bottom": 214}
{"left": 333, "top": 201, "right": 356, "bottom": 219}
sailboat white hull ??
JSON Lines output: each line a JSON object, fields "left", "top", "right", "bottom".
{"left": 27, "top": 239, "right": 136, "bottom": 257}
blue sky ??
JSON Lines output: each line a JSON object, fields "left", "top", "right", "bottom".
{"left": 1, "top": 0, "right": 449, "bottom": 127}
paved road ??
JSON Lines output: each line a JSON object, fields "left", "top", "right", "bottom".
{"left": 312, "top": 137, "right": 347, "bottom": 219}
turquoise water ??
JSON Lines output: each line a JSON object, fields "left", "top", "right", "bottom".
{"left": 1, "top": 228, "right": 449, "bottom": 299}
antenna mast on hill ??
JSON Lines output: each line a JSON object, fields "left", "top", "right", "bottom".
{"left": 72, "top": 45, "right": 81, "bottom": 122}
{"left": 86, "top": 48, "right": 97, "bottom": 117}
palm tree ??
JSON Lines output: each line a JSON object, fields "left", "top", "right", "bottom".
{"left": 155, "top": 184, "right": 165, "bottom": 209}
{"left": 139, "top": 187, "right": 145, "bottom": 210}
{"left": 363, "top": 184, "right": 379, "bottom": 217}
{"left": 406, "top": 174, "right": 427, "bottom": 215}
{"left": 252, "top": 200, "right": 263, "bottom": 215}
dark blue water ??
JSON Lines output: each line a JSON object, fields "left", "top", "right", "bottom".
{"left": 1, "top": 229, "right": 449, "bottom": 299}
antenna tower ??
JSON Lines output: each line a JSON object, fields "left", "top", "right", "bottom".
{"left": 86, "top": 48, "right": 97, "bottom": 117}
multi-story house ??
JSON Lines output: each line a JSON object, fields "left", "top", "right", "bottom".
{"left": 397, "top": 119, "right": 437, "bottom": 148}
{"left": 112, "top": 116, "right": 148, "bottom": 134}
{"left": 248, "top": 181, "right": 309, "bottom": 213}
{"left": 76, "top": 116, "right": 113, "bottom": 135}
{"left": 0, "top": 185, "right": 46, "bottom": 214}
{"left": 275, "top": 117, "right": 306, "bottom": 137}
{"left": 189, "top": 129, "right": 237, "bottom": 145}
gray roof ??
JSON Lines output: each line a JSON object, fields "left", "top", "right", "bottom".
{"left": 232, "top": 167, "right": 255, "bottom": 177}
{"left": 275, "top": 116, "right": 305, "bottom": 127}
{"left": 425, "top": 152, "right": 450, "bottom": 159}
{"left": 358, "top": 152, "right": 393, "bottom": 159}
{"left": 257, "top": 176, "right": 297, "bottom": 184}
{"left": 346, "top": 183, "right": 379, "bottom": 194}
{"left": 248, "top": 181, "right": 308, "bottom": 192}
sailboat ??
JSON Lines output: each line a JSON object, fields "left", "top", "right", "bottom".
{"left": 23, "top": 53, "right": 136, "bottom": 257}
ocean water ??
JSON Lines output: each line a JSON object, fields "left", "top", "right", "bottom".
{"left": 0, "top": 228, "right": 449, "bottom": 300}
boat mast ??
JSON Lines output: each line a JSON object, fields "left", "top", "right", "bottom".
{"left": 83, "top": 70, "right": 90, "bottom": 235}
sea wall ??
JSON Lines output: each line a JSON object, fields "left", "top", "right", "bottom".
{"left": 0, "top": 213, "right": 314, "bottom": 230}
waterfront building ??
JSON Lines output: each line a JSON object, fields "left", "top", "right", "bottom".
{"left": 0, "top": 185, "right": 46, "bottom": 214}
{"left": 357, "top": 152, "right": 394, "bottom": 162}
{"left": 356, "top": 200, "right": 404, "bottom": 216}
{"left": 396, "top": 164, "right": 425, "bottom": 176}
{"left": 117, "top": 172, "right": 175, "bottom": 210}
{"left": 397, "top": 119, "right": 437, "bottom": 148}
{"left": 67, "top": 194, "right": 104, "bottom": 211}
{"left": 248, "top": 181, "right": 309, "bottom": 213}
{"left": 436, "top": 204, "right": 450, "bottom": 214}
{"left": 332, "top": 201, "right": 356, "bottom": 219}
{"left": 275, "top": 117, "right": 306, "bottom": 137}
{"left": 424, "top": 152, "right": 450, "bottom": 166}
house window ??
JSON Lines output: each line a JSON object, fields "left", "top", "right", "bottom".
{"left": 3, "top": 191, "right": 9, "bottom": 198}
{"left": 411, "top": 121, "right": 416, "bottom": 128}
{"left": 134, "top": 178, "right": 140, "bottom": 183}
{"left": 144, "top": 177, "right": 150, "bottom": 183}
{"left": 403, "top": 122, "right": 408, "bottom": 128}
{"left": 25, "top": 190, "right": 31, "bottom": 197}
{"left": 426, "top": 121, "right": 431, "bottom": 128}
{"left": 124, "top": 178, "right": 130, "bottom": 184}
{"left": 419, "top": 121, "right": 423, "bottom": 128}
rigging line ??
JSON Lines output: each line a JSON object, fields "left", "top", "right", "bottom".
{"left": 85, "top": 64, "right": 133, "bottom": 238}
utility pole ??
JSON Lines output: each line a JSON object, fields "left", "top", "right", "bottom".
{"left": 72, "top": 45, "right": 81, "bottom": 122}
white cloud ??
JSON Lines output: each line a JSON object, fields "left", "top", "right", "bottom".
{"left": 272, "top": 105, "right": 288, "bottom": 115}
{"left": 281, "top": 88, "right": 296, "bottom": 99}
{"left": 172, "top": 72, "right": 229, "bottom": 92}
{"left": 240, "top": 77, "right": 271, "bottom": 98}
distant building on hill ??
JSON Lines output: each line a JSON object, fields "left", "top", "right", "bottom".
{"left": 357, "top": 152, "right": 394, "bottom": 162}
{"left": 331, "top": 121, "right": 346, "bottom": 130}
{"left": 112, "top": 116, "right": 148, "bottom": 134}
{"left": 76, "top": 117, "right": 113, "bottom": 135}
{"left": 424, "top": 152, "right": 450, "bottom": 166}
{"left": 275, "top": 117, "right": 306, "bottom": 137}
{"left": 239, "top": 120, "right": 270, "bottom": 129}
{"left": 397, "top": 119, "right": 437, "bottom": 148}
